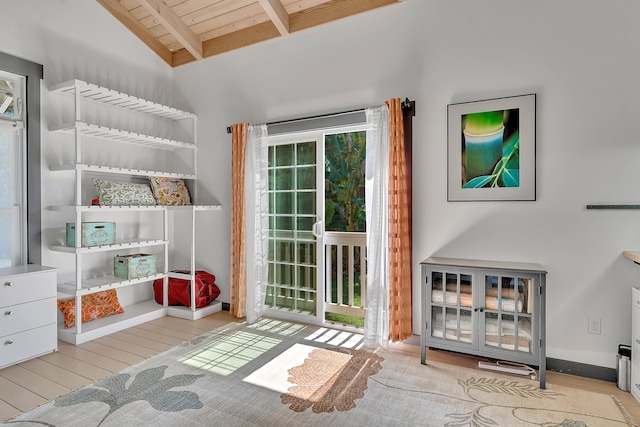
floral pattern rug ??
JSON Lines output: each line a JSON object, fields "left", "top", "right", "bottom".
{"left": 2, "top": 318, "right": 636, "bottom": 427}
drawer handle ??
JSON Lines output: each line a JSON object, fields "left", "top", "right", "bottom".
{"left": 4, "top": 310, "right": 12, "bottom": 316}
{"left": 5, "top": 340, "right": 13, "bottom": 345}
{"left": 4, "top": 281, "right": 12, "bottom": 287}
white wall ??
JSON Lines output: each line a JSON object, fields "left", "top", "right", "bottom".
{"left": 1, "top": 0, "right": 638, "bottom": 369}
{"left": 174, "top": 0, "right": 640, "bottom": 369}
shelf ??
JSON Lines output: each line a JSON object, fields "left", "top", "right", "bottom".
{"left": 50, "top": 163, "right": 197, "bottom": 179}
{"left": 166, "top": 300, "right": 222, "bottom": 320}
{"left": 166, "top": 205, "right": 223, "bottom": 211}
{"left": 51, "top": 121, "right": 195, "bottom": 150}
{"left": 50, "top": 205, "right": 166, "bottom": 212}
{"left": 50, "top": 204, "right": 222, "bottom": 212}
{"left": 51, "top": 239, "right": 168, "bottom": 254}
{"left": 57, "top": 299, "right": 167, "bottom": 345}
{"left": 586, "top": 205, "right": 640, "bottom": 210}
{"left": 50, "top": 79, "right": 195, "bottom": 120}
{"left": 57, "top": 273, "right": 165, "bottom": 296}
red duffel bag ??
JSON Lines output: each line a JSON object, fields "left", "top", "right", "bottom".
{"left": 153, "top": 270, "right": 220, "bottom": 308}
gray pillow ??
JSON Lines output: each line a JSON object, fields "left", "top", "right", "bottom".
{"left": 93, "top": 179, "right": 157, "bottom": 206}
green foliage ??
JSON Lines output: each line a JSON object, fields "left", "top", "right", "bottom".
{"left": 464, "top": 110, "right": 504, "bottom": 135}
{"left": 462, "top": 133, "right": 520, "bottom": 189}
{"left": 324, "top": 132, "right": 366, "bottom": 232}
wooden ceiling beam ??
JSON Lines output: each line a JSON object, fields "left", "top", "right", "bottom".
{"left": 173, "top": 20, "right": 280, "bottom": 67}
{"left": 289, "top": 0, "right": 402, "bottom": 33}
{"left": 173, "top": 0, "right": 403, "bottom": 67}
{"left": 97, "top": 0, "right": 173, "bottom": 66}
{"left": 137, "top": 0, "right": 204, "bottom": 60}
{"left": 258, "top": 0, "right": 290, "bottom": 36}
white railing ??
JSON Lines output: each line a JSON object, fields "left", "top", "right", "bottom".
{"left": 324, "top": 231, "right": 366, "bottom": 318}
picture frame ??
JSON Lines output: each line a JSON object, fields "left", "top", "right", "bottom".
{"left": 447, "top": 94, "right": 536, "bottom": 201}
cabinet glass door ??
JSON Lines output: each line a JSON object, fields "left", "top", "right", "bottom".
{"left": 429, "top": 269, "right": 474, "bottom": 345}
{"left": 481, "top": 273, "right": 533, "bottom": 354}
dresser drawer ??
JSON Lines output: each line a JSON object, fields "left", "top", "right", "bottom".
{"left": 0, "top": 324, "right": 57, "bottom": 369}
{"left": 0, "top": 269, "right": 56, "bottom": 308}
{"left": 0, "top": 298, "right": 56, "bottom": 337}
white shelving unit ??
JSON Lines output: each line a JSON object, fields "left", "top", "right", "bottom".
{"left": 49, "top": 80, "right": 222, "bottom": 345}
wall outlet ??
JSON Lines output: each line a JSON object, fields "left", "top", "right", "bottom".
{"left": 222, "top": 302, "right": 230, "bottom": 311}
{"left": 588, "top": 316, "right": 601, "bottom": 335}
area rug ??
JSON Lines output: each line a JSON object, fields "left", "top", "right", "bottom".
{"left": 3, "top": 318, "right": 636, "bottom": 427}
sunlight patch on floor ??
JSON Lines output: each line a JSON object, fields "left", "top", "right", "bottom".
{"left": 179, "top": 331, "right": 281, "bottom": 376}
{"left": 305, "top": 327, "right": 363, "bottom": 349}
{"left": 242, "top": 343, "right": 318, "bottom": 393}
{"left": 247, "top": 318, "right": 307, "bottom": 336}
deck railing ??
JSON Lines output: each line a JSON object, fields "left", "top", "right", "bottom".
{"left": 324, "top": 231, "right": 366, "bottom": 318}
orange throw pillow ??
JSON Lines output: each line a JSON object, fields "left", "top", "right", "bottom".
{"left": 57, "top": 289, "right": 124, "bottom": 328}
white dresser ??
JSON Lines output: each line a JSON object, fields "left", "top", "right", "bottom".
{"left": 0, "top": 265, "right": 57, "bottom": 369}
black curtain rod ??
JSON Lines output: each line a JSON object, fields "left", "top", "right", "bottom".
{"left": 226, "top": 98, "right": 414, "bottom": 134}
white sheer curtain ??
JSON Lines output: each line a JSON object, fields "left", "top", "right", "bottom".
{"left": 364, "top": 105, "right": 390, "bottom": 348}
{"left": 245, "top": 124, "right": 269, "bottom": 324}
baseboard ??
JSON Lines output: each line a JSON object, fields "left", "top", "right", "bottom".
{"left": 547, "top": 357, "right": 616, "bottom": 383}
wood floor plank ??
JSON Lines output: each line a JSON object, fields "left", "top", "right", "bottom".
{"left": 40, "top": 352, "right": 111, "bottom": 381}
{"left": 16, "top": 358, "right": 92, "bottom": 391}
{"left": 0, "top": 365, "right": 71, "bottom": 400}
{"left": 0, "top": 377, "right": 47, "bottom": 412}
{"left": 107, "top": 331, "right": 173, "bottom": 353}
{"left": 57, "top": 342, "right": 129, "bottom": 373}
{"left": 0, "top": 400, "right": 20, "bottom": 423}
{"left": 147, "top": 316, "right": 217, "bottom": 335}
{"left": 136, "top": 322, "right": 200, "bottom": 341}
{"left": 93, "top": 335, "right": 164, "bottom": 358}
{"left": 122, "top": 326, "right": 186, "bottom": 347}
{"left": 78, "top": 341, "right": 146, "bottom": 366}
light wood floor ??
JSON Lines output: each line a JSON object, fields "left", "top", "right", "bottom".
{"left": 1, "top": 312, "right": 639, "bottom": 423}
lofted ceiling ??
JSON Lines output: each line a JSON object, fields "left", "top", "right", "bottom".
{"left": 97, "top": 0, "right": 406, "bottom": 68}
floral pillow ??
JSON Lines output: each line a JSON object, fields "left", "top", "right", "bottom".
{"left": 148, "top": 177, "right": 191, "bottom": 206}
{"left": 93, "top": 179, "right": 156, "bottom": 206}
{"left": 57, "top": 289, "right": 124, "bottom": 328}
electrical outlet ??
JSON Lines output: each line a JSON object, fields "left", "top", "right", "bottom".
{"left": 588, "top": 316, "right": 601, "bottom": 335}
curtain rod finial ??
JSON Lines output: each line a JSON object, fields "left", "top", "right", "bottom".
{"left": 227, "top": 126, "right": 232, "bottom": 134}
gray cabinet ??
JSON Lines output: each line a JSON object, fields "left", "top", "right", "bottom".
{"left": 421, "top": 257, "right": 547, "bottom": 388}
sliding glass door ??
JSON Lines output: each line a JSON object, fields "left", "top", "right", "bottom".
{"left": 264, "top": 136, "right": 323, "bottom": 319}
{"left": 263, "top": 124, "right": 369, "bottom": 326}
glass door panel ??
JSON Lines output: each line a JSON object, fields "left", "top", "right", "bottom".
{"left": 483, "top": 273, "right": 533, "bottom": 355}
{"left": 429, "top": 269, "right": 474, "bottom": 345}
{"left": 266, "top": 140, "right": 318, "bottom": 316}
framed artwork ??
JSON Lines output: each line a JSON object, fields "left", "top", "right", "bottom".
{"left": 447, "top": 94, "right": 536, "bottom": 201}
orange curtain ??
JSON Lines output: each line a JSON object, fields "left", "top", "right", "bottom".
{"left": 386, "top": 98, "right": 412, "bottom": 342}
{"left": 230, "top": 123, "right": 248, "bottom": 318}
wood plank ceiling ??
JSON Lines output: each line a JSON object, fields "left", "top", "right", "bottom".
{"left": 97, "top": 0, "right": 406, "bottom": 68}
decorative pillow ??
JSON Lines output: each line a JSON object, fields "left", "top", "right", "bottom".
{"left": 93, "top": 179, "right": 156, "bottom": 206}
{"left": 57, "top": 289, "right": 125, "bottom": 328}
{"left": 148, "top": 177, "right": 191, "bottom": 206}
